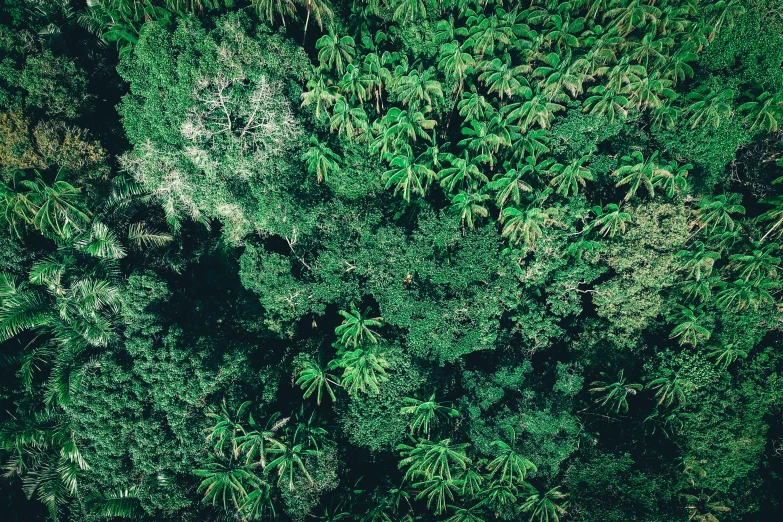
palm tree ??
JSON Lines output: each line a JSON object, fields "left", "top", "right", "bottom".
{"left": 0, "top": 409, "right": 88, "bottom": 519}
{"left": 478, "top": 58, "right": 531, "bottom": 101}
{"left": 265, "top": 441, "right": 316, "bottom": 490}
{"left": 205, "top": 400, "right": 249, "bottom": 457}
{"left": 236, "top": 412, "right": 287, "bottom": 469}
{"left": 392, "top": 0, "right": 426, "bottom": 23}
{"left": 451, "top": 191, "right": 490, "bottom": 231}
{"left": 670, "top": 305, "right": 711, "bottom": 347}
{"left": 362, "top": 52, "right": 393, "bottom": 114}
{"left": 330, "top": 97, "right": 369, "bottom": 140}
{"left": 504, "top": 93, "right": 564, "bottom": 131}
{"left": 384, "top": 154, "right": 436, "bottom": 202}
{"left": 479, "top": 480, "right": 519, "bottom": 512}
{"left": 500, "top": 206, "right": 552, "bottom": 246}
{"left": 548, "top": 156, "right": 593, "bottom": 197}
{"left": 738, "top": 91, "right": 783, "bottom": 133}
{"left": 590, "top": 203, "right": 631, "bottom": 238}
{"left": 439, "top": 151, "right": 489, "bottom": 194}
{"left": 728, "top": 242, "right": 781, "bottom": 283}
{"left": 613, "top": 150, "right": 671, "bottom": 201}
{"left": 398, "top": 438, "right": 471, "bottom": 481}
{"left": 444, "top": 503, "right": 485, "bottom": 522}
{"left": 382, "top": 107, "right": 437, "bottom": 146}
{"left": 625, "top": 73, "right": 675, "bottom": 111}
{"left": 706, "top": 0, "right": 746, "bottom": 40}
{"left": 647, "top": 373, "right": 689, "bottom": 408}
{"left": 300, "top": 0, "right": 334, "bottom": 44}
{"left": 715, "top": 278, "right": 776, "bottom": 312}
{"left": 297, "top": 360, "right": 339, "bottom": 405}
{"left": 335, "top": 305, "right": 382, "bottom": 348}
{"left": 532, "top": 51, "right": 589, "bottom": 102}
{"left": 457, "top": 121, "right": 507, "bottom": 170}
{"left": 542, "top": 11, "right": 585, "bottom": 52}
{"left": 413, "top": 475, "right": 460, "bottom": 515}
{"left": 676, "top": 242, "right": 720, "bottom": 281}
{"left": 521, "top": 486, "right": 569, "bottom": 522}
{"left": 400, "top": 395, "right": 459, "bottom": 437}
{"left": 464, "top": 12, "right": 515, "bottom": 60}
{"left": 439, "top": 42, "right": 475, "bottom": 96}
{"left": 316, "top": 32, "right": 356, "bottom": 76}
{"left": 682, "top": 491, "right": 731, "bottom": 522}
{"left": 195, "top": 460, "right": 265, "bottom": 512}
{"left": 329, "top": 347, "right": 390, "bottom": 395}
{"left": 486, "top": 157, "right": 539, "bottom": 208}
{"left": 339, "top": 64, "right": 373, "bottom": 105}
{"left": 487, "top": 430, "right": 537, "bottom": 486}
{"left": 655, "top": 160, "right": 691, "bottom": 198}
{"left": 392, "top": 67, "right": 444, "bottom": 110}
{"left": 589, "top": 370, "right": 642, "bottom": 413}
{"left": 685, "top": 86, "right": 735, "bottom": 129}
{"left": 458, "top": 91, "right": 495, "bottom": 122}
{"left": 659, "top": 50, "right": 697, "bottom": 86}
{"left": 512, "top": 129, "right": 551, "bottom": 161}
{"left": 582, "top": 85, "right": 629, "bottom": 123}
{"left": 2, "top": 169, "right": 91, "bottom": 240}
{"left": 302, "top": 136, "right": 340, "bottom": 183}
{"left": 301, "top": 73, "right": 339, "bottom": 120}
{"left": 251, "top": 0, "right": 296, "bottom": 27}
{"left": 757, "top": 195, "right": 783, "bottom": 241}
{"left": 708, "top": 344, "right": 748, "bottom": 370}
{"left": 604, "top": 0, "right": 661, "bottom": 36}
{"left": 695, "top": 193, "right": 745, "bottom": 233}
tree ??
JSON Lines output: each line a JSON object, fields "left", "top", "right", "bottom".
{"left": 685, "top": 86, "right": 735, "bottom": 129}
{"left": 478, "top": 58, "right": 531, "bottom": 101}
{"left": 486, "top": 157, "right": 538, "bottom": 208}
{"left": 301, "top": 73, "right": 339, "bottom": 120}
{"left": 521, "top": 486, "right": 569, "bottom": 522}
{"left": 392, "top": 67, "right": 444, "bottom": 109}
{"left": 487, "top": 430, "right": 537, "bottom": 486}
{"left": 400, "top": 395, "right": 459, "bottom": 437}
{"left": 330, "top": 97, "right": 369, "bottom": 140}
{"left": 738, "top": 90, "right": 783, "bottom": 133}
{"left": 548, "top": 156, "right": 593, "bottom": 197}
{"left": 439, "top": 151, "right": 490, "bottom": 194}
{"left": 590, "top": 203, "right": 631, "bottom": 238}
{"left": 265, "top": 441, "right": 317, "bottom": 490}
{"left": 647, "top": 373, "right": 688, "bottom": 408}
{"left": 500, "top": 206, "right": 553, "bottom": 246}
{"left": 303, "top": 136, "right": 340, "bottom": 183}
{"left": 335, "top": 305, "right": 383, "bottom": 348}
{"left": 450, "top": 191, "right": 490, "bottom": 231}
{"left": 582, "top": 85, "right": 629, "bottom": 123}
{"left": 330, "top": 347, "right": 390, "bottom": 396}
{"left": 297, "top": 360, "right": 339, "bottom": 405}
{"left": 613, "top": 151, "right": 671, "bottom": 201}
{"left": 392, "top": 0, "right": 427, "bottom": 23}
{"left": 300, "top": 0, "right": 334, "bottom": 44}
{"left": 316, "top": 32, "right": 356, "bottom": 76}
{"left": 439, "top": 42, "right": 475, "bottom": 96}
{"left": 398, "top": 438, "right": 471, "bottom": 481}
{"left": 670, "top": 305, "right": 711, "bottom": 347}
{"left": 2, "top": 169, "right": 91, "bottom": 240}
{"left": 195, "top": 460, "right": 265, "bottom": 512}
{"left": 589, "top": 370, "right": 642, "bottom": 413}
{"left": 384, "top": 154, "right": 436, "bottom": 202}
{"left": 696, "top": 194, "right": 745, "bottom": 233}
{"left": 504, "top": 93, "right": 564, "bottom": 131}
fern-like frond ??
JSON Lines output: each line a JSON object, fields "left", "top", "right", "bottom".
{"left": 128, "top": 222, "right": 173, "bottom": 248}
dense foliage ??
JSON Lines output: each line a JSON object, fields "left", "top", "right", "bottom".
{"left": 1, "top": 0, "right": 783, "bottom": 521}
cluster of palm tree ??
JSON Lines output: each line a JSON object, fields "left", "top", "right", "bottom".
{"left": 293, "top": 0, "right": 782, "bottom": 267}
{"left": 394, "top": 425, "right": 568, "bottom": 522}
{"left": 195, "top": 401, "right": 331, "bottom": 519}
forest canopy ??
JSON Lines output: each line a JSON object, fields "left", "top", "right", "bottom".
{"left": 1, "top": 1, "right": 783, "bottom": 521}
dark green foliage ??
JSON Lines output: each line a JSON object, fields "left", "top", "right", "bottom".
{"left": 1, "top": 1, "right": 783, "bottom": 522}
